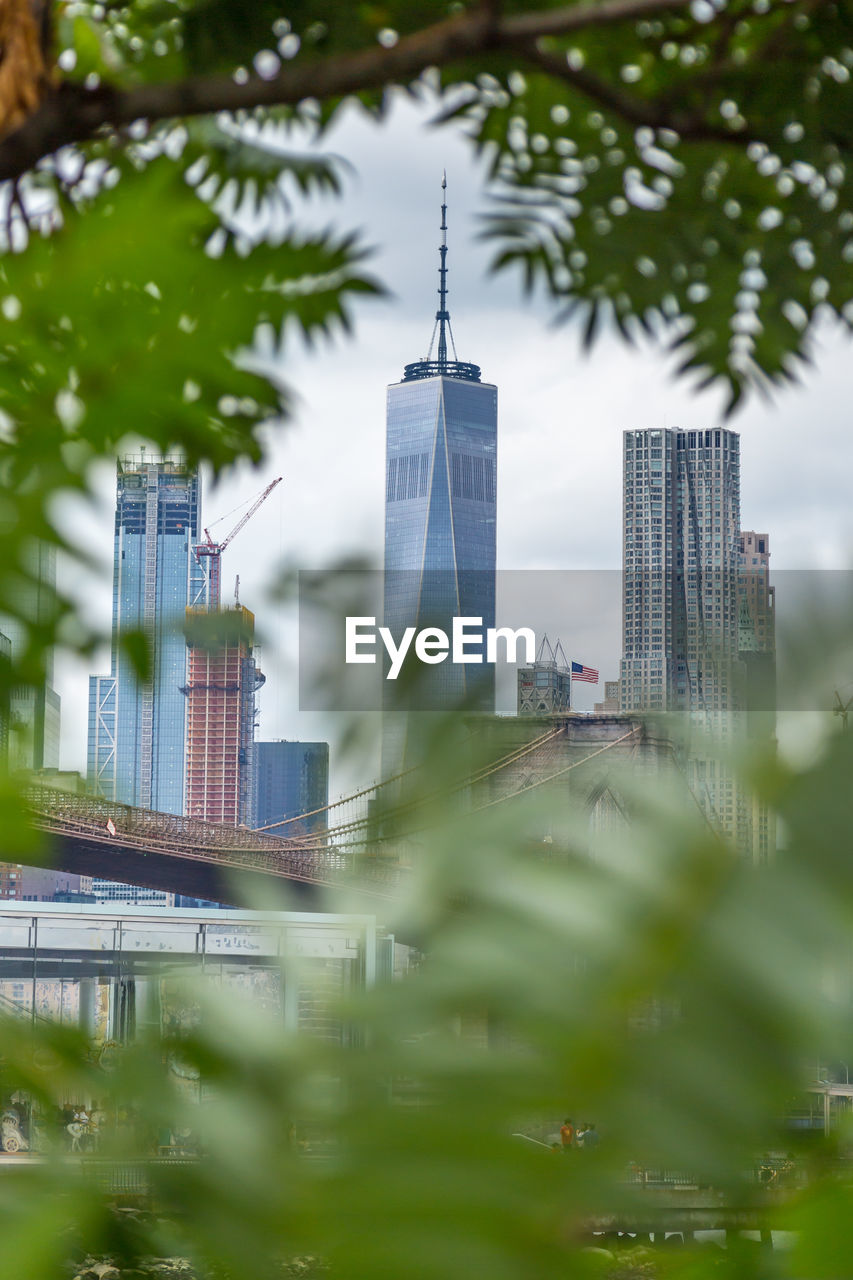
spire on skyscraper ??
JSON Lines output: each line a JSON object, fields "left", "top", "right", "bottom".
{"left": 402, "top": 174, "right": 482, "bottom": 384}
{"left": 431, "top": 170, "right": 452, "bottom": 368}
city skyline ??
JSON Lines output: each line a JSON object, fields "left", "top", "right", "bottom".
{"left": 51, "top": 96, "right": 853, "bottom": 787}
{"left": 3, "top": 8, "right": 853, "bottom": 1269}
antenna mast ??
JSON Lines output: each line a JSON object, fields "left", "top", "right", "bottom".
{"left": 427, "top": 171, "right": 459, "bottom": 367}
{"left": 401, "top": 173, "right": 481, "bottom": 384}
{"left": 437, "top": 171, "right": 449, "bottom": 368}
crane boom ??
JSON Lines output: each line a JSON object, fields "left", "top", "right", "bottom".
{"left": 196, "top": 476, "right": 283, "bottom": 610}
{"left": 218, "top": 476, "right": 282, "bottom": 551}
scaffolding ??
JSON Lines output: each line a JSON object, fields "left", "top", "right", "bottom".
{"left": 183, "top": 606, "right": 264, "bottom": 826}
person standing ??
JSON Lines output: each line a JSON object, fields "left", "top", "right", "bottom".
{"left": 560, "top": 1118, "right": 575, "bottom": 1150}
{"left": 583, "top": 1123, "right": 600, "bottom": 1151}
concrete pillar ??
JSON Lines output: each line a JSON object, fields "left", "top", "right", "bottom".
{"left": 133, "top": 979, "right": 161, "bottom": 1036}
{"left": 78, "top": 979, "right": 97, "bottom": 1038}
{"left": 283, "top": 964, "right": 299, "bottom": 1033}
{"left": 109, "top": 978, "right": 136, "bottom": 1043}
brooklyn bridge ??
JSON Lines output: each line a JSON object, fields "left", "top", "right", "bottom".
{"left": 23, "top": 716, "right": 668, "bottom": 910}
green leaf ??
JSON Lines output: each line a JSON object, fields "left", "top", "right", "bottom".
{"left": 71, "top": 16, "right": 111, "bottom": 79}
{"left": 119, "top": 628, "right": 152, "bottom": 683}
{"left": 181, "top": 119, "right": 348, "bottom": 221}
{"left": 0, "top": 157, "right": 382, "bottom": 474}
{"left": 0, "top": 150, "right": 382, "bottom": 719}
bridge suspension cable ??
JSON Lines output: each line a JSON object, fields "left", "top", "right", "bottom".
{"left": 325, "top": 724, "right": 646, "bottom": 850}
{"left": 255, "top": 724, "right": 568, "bottom": 844}
{"left": 253, "top": 721, "right": 571, "bottom": 849}
{"left": 470, "top": 725, "right": 642, "bottom": 812}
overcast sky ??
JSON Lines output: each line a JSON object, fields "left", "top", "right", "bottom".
{"left": 53, "top": 93, "right": 853, "bottom": 794}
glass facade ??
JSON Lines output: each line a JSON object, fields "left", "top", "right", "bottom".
{"left": 381, "top": 373, "right": 497, "bottom": 775}
{"left": 381, "top": 180, "right": 497, "bottom": 772}
{"left": 619, "top": 428, "right": 776, "bottom": 860}
{"left": 384, "top": 377, "right": 497, "bottom": 685}
{"left": 254, "top": 740, "right": 330, "bottom": 836}
{"left": 88, "top": 457, "right": 203, "bottom": 815}
{"left": 620, "top": 427, "right": 743, "bottom": 719}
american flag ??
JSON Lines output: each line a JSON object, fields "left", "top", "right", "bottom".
{"left": 571, "top": 661, "right": 599, "bottom": 684}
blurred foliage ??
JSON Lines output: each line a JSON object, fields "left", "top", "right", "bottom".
{"left": 30, "top": 0, "right": 853, "bottom": 410}
{"left": 0, "top": 125, "right": 379, "bottom": 723}
{"left": 3, "top": 723, "right": 853, "bottom": 1278}
{"left": 445, "top": 0, "right": 853, "bottom": 410}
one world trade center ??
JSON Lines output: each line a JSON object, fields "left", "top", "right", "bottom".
{"left": 382, "top": 177, "right": 497, "bottom": 774}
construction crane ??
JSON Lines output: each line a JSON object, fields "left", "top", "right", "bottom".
{"left": 194, "top": 476, "right": 282, "bottom": 609}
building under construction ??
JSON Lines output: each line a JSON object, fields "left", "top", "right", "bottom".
{"left": 183, "top": 605, "right": 264, "bottom": 826}
{"left": 182, "top": 477, "right": 281, "bottom": 827}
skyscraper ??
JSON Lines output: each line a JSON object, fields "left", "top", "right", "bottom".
{"left": 619, "top": 429, "right": 776, "bottom": 858}
{"left": 738, "top": 531, "right": 775, "bottom": 661}
{"left": 737, "top": 531, "right": 776, "bottom": 863}
{"left": 254, "top": 741, "right": 329, "bottom": 836}
{"left": 620, "top": 427, "right": 743, "bottom": 724}
{"left": 184, "top": 604, "right": 264, "bottom": 826}
{"left": 382, "top": 178, "right": 497, "bottom": 770}
{"left": 593, "top": 681, "right": 621, "bottom": 715}
{"left": 620, "top": 427, "right": 752, "bottom": 850}
{"left": 182, "top": 477, "right": 279, "bottom": 827}
{"left": 88, "top": 454, "right": 203, "bottom": 813}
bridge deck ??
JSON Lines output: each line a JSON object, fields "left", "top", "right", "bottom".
{"left": 25, "top": 787, "right": 402, "bottom": 909}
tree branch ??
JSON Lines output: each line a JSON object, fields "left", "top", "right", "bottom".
{"left": 500, "top": 0, "right": 692, "bottom": 40}
{"left": 0, "top": 0, "right": 699, "bottom": 182}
